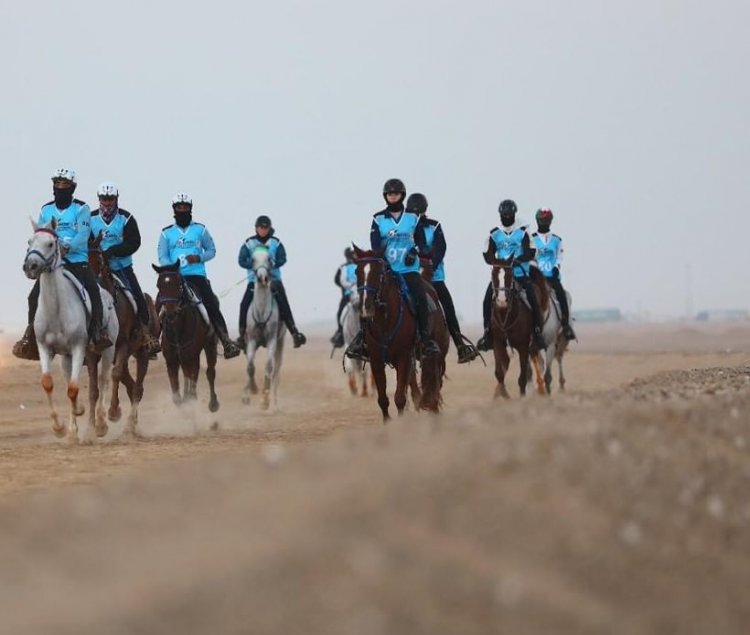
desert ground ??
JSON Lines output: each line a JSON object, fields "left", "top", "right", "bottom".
{"left": 0, "top": 322, "right": 749, "bottom": 634}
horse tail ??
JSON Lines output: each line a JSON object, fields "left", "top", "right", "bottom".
{"left": 419, "top": 355, "right": 444, "bottom": 413}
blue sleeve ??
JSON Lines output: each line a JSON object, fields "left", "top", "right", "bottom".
{"left": 158, "top": 231, "right": 171, "bottom": 266}
{"left": 432, "top": 223, "right": 446, "bottom": 266}
{"left": 65, "top": 204, "right": 91, "bottom": 252}
{"left": 200, "top": 227, "right": 216, "bottom": 263}
{"left": 238, "top": 243, "right": 253, "bottom": 269}
{"left": 370, "top": 218, "right": 381, "bottom": 251}
{"left": 274, "top": 241, "right": 287, "bottom": 268}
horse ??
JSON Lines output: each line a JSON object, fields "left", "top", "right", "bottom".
{"left": 489, "top": 259, "right": 547, "bottom": 398}
{"left": 352, "top": 245, "right": 448, "bottom": 420}
{"left": 23, "top": 220, "right": 119, "bottom": 443}
{"left": 537, "top": 278, "right": 572, "bottom": 394}
{"left": 241, "top": 246, "right": 286, "bottom": 411}
{"left": 152, "top": 262, "right": 219, "bottom": 412}
{"left": 341, "top": 291, "right": 369, "bottom": 397}
{"left": 89, "top": 234, "right": 159, "bottom": 437}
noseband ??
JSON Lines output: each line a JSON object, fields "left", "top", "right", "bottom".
{"left": 25, "top": 228, "right": 61, "bottom": 273}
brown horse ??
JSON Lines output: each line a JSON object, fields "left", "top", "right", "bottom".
{"left": 490, "top": 259, "right": 547, "bottom": 398}
{"left": 153, "top": 262, "right": 219, "bottom": 412}
{"left": 89, "top": 236, "right": 159, "bottom": 436}
{"left": 418, "top": 257, "right": 450, "bottom": 411}
{"left": 352, "top": 246, "right": 447, "bottom": 420}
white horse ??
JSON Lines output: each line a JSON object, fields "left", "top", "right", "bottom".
{"left": 241, "top": 247, "right": 286, "bottom": 411}
{"left": 537, "top": 282, "right": 572, "bottom": 394}
{"left": 23, "top": 220, "right": 119, "bottom": 443}
{"left": 341, "top": 291, "right": 368, "bottom": 397}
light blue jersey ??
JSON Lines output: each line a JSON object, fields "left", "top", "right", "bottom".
{"left": 339, "top": 262, "right": 357, "bottom": 296}
{"left": 372, "top": 211, "right": 421, "bottom": 274}
{"left": 238, "top": 235, "right": 286, "bottom": 283}
{"left": 532, "top": 232, "right": 564, "bottom": 278}
{"left": 422, "top": 223, "right": 445, "bottom": 282}
{"left": 90, "top": 212, "right": 133, "bottom": 271}
{"left": 38, "top": 199, "right": 90, "bottom": 264}
{"left": 158, "top": 222, "right": 216, "bottom": 277}
{"left": 489, "top": 225, "right": 531, "bottom": 277}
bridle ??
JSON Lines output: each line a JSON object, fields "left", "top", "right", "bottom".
{"left": 492, "top": 263, "right": 522, "bottom": 332}
{"left": 25, "top": 227, "right": 61, "bottom": 273}
{"left": 156, "top": 271, "right": 185, "bottom": 309}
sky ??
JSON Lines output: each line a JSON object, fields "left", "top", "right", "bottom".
{"left": 2, "top": 0, "right": 748, "bottom": 331}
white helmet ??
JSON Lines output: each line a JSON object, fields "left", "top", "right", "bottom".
{"left": 172, "top": 192, "right": 192, "bottom": 206}
{"left": 97, "top": 181, "right": 118, "bottom": 197}
{"left": 51, "top": 168, "right": 77, "bottom": 183}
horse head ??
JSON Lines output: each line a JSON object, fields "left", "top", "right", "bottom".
{"left": 352, "top": 243, "right": 386, "bottom": 319}
{"left": 88, "top": 232, "right": 110, "bottom": 279}
{"left": 152, "top": 261, "right": 184, "bottom": 314}
{"left": 489, "top": 257, "right": 515, "bottom": 310}
{"left": 24, "top": 219, "right": 60, "bottom": 279}
{"left": 252, "top": 246, "right": 273, "bottom": 287}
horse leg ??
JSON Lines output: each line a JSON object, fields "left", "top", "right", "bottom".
{"left": 360, "top": 363, "right": 368, "bottom": 398}
{"left": 530, "top": 352, "right": 546, "bottom": 396}
{"left": 558, "top": 354, "right": 566, "bottom": 392}
{"left": 261, "top": 340, "right": 276, "bottom": 411}
{"left": 39, "top": 346, "right": 64, "bottom": 438}
{"left": 205, "top": 338, "right": 219, "bottom": 413}
{"left": 127, "top": 352, "right": 149, "bottom": 436}
{"left": 409, "top": 357, "right": 422, "bottom": 409}
{"left": 108, "top": 344, "right": 128, "bottom": 422}
{"left": 166, "top": 355, "right": 182, "bottom": 406}
{"left": 243, "top": 340, "right": 259, "bottom": 405}
{"left": 394, "top": 357, "right": 410, "bottom": 415}
{"left": 493, "top": 343, "right": 510, "bottom": 399}
{"left": 95, "top": 345, "right": 115, "bottom": 438}
{"left": 518, "top": 348, "right": 530, "bottom": 397}
{"left": 273, "top": 338, "right": 284, "bottom": 411}
{"left": 65, "top": 347, "right": 86, "bottom": 443}
{"left": 370, "top": 358, "right": 390, "bottom": 421}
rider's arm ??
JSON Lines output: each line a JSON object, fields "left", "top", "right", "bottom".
{"left": 369, "top": 218, "right": 382, "bottom": 251}
{"left": 238, "top": 243, "right": 253, "bottom": 269}
{"left": 106, "top": 214, "right": 141, "bottom": 258}
{"left": 65, "top": 203, "right": 91, "bottom": 253}
{"left": 274, "top": 241, "right": 287, "bottom": 268}
{"left": 431, "top": 222, "right": 447, "bottom": 266}
{"left": 157, "top": 230, "right": 171, "bottom": 266}
{"left": 334, "top": 267, "right": 342, "bottom": 288}
{"left": 199, "top": 227, "right": 216, "bottom": 263}
{"left": 482, "top": 233, "right": 494, "bottom": 264}
{"left": 414, "top": 219, "right": 427, "bottom": 254}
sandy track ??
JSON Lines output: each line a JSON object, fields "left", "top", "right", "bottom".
{"left": 0, "top": 326, "right": 749, "bottom": 634}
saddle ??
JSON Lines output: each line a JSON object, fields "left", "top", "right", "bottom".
{"left": 111, "top": 271, "right": 139, "bottom": 316}
{"left": 62, "top": 269, "right": 92, "bottom": 320}
{"left": 183, "top": 285, "right": 213, "bottom": 330}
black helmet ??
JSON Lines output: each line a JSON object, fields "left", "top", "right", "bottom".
{"left": 498, "top": 199, "right": 517, "bottom": 215}
{"left": 382, "top": 178, "right": 406, "bottom": 195}
{"left": 535, "top": 208, "right": 554, "bottom": 223}
{"left": 255, "top": 214, "right": 272, "bottom": 228}
{"left": 344, "top": 247, "right": 354, "bottom": 261}
{"left": 406, "top": 193, "right": 428, "bottom": 215}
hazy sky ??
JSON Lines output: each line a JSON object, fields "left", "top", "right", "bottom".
{"left": 2, "top": 0, "right": 748, "bottom": 331}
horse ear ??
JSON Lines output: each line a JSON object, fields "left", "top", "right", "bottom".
{"left": 50, "top": 217, "right": 57, "bottom": 231}
{"left": 30, "top": 217, "right": 38, "bottom": 232}
{"left": 152, "top": 264, "right": 162, "bottom": 273}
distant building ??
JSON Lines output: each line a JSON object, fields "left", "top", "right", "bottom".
{"left": 573, "top": 308, "right": 623, "bottom": 323}
{"left": 694, "top": 309, "right": 749, "bottom": 322}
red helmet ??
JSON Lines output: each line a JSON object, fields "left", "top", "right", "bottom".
{"left": 535, "top": 208, "right": 554, "bottom": 223}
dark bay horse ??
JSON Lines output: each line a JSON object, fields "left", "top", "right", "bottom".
{"left": 490, "top": 259, "right": 547, "bottom": 398}
{"left": 352, "top": 246, "right": 447, "bottom": 420}
{"left": 90, "top": 236, "right": 159, "bottom": 436}
{"left": 153, "top": 262, "right": 219, "bottom": 412}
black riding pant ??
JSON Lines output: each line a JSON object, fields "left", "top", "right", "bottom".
{"left": 116, "top": 265, "right": 149, "bottom": 325}
{"left": 433, "top": 281, "right": 462, "bottom": 345}
{"left": 335, "top": 292, "right": 348, "bottom": 326}
{"left": 28, "top": 261, "right": 103, "bottom": 330}
{"left": 482, "top": 277, "right": 544, "bottom": 331}
{"left": 239, "top": 280, "right": 297, "bottom": 334}
{"left": 402, "top": 271, "right": 430, "bottom": 338}
{"left": 183, "top": 276, "right": 229, "bottom": 336}
{"left": 548, "top": 275, "right": 571, "bottom": 324}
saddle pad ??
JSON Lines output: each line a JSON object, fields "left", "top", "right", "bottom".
{"left": 185, "top": 285, "right": 213, "bottom": 329}
{"left": 111, "top": 271, "right": 139, "bottom": 316}
{"left": 62, "top": 269, "right": 92, "bottom": 318}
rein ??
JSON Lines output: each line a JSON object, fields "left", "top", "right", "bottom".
{"left": 250, "top": 267, "right": 275, "bottom": 330}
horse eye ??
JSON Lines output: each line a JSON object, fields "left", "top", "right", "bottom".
{"left": 47, "top": 241, "right": 54, "bottom": 248}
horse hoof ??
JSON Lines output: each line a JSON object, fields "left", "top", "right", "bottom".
{"left": 108, "top": 407, "right": 122, "bottom": 422}
{"left": 95, "top": 423, "right": 109, "bottom": 438}
{"left": 249, "top": 385, "right": 259, "bottom": 395}
{"left": 209, "top": 400, "right": 220, "bottom": 413}
{"left": 209, "top": 421, "right": 219, "bottom": 431}
{"left": 74, "top": 405, "right": 85, "bottom": 417}
{"left": 242, "top": 396, "right": 251, "bottom": 406}
{"left": 52, "top": 425, "right": 66, "bottom": 438}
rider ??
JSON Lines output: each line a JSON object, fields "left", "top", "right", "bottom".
{"left": 405, "top": 192, "right": 478, "bottom": 364}
{"left": 13, "top": 168, "right": 113, "bottom": 360}
{"left": 345, "top": 178, "right": 440, "bottom": 361}
{"left": 477, "top": 199, "right": 547, "bottom": 352}
{"left": 236, "top": 215, "right": 307, "bottom": 348}
{"left": 532, "top": 208, "right": 576, "bottom": 341}
{"left": 330, "top": 247, "right": 357, "bottom": 348}
{"left": 157, "top": 192, "right": 241, "bottom": 359}
{"left": 90, "top": 182, "right": 161, "bottom": 355}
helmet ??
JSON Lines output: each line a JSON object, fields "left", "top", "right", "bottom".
{"left": 51, "top": 168, "right": 76, "bottom": 183}
{"left": 382, "top": 178, "right": 406, "bottom": 195}
{"left": 97, "top": 181, "right": 118, "bottom": 198}
{"left": 344, "top": 247, "right": 354, "bottom": 261}
{"left": 535, "top": 208, "right": 554, "bottom": 223}
{"left": 172, "top": 192, "right": 192, "bottom": 206}
{"left": 255, "top": 214, "right": 272, "bottom": 228}
{"left": 498, "top": 199, "right": 517, "bottom": 215}
{"left": 406, "top": 193, "right": 428, "bottom": 215}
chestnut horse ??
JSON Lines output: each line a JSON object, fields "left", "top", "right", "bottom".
{"left": 352, "top": 246, "right": 448, "bottom": 420}
{"left": 152, "top": 262, "right": 219, "bottom": 412}
{"left": 89, "top": 236, "right": 159, "bottom": 436}
{"left": 490, "top": 259, "right": 547, "bottom": 398}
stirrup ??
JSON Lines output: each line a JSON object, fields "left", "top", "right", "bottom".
{"left": 292, "top": 331, "right": 307, "bottom": 348}
{"left": 562, "top": 323, "right": 577, "bottom": 341}
{"left": 330, "top": 329, "right": 344, "bottom": 348}
{"left": 89, "top": 331, "right": 113, "bottom": 354}
{"left": 476, "top": 331, "right": 493, "bottom": 352}
{"left": 421, "top": 338, "right": 439, "bottom": 357}
{"left": 345, "top": 332, "right": 368, "bottom": 361}
{"left": 457, "top": 342, "right": 478, "bottom": 364}
{"left": 222, "top": 339, "right": 241, "bottom": 359}
{"left": 12, "top": 333, "right": 39, "bottom": 361}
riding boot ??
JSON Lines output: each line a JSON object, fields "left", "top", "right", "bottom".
{"left": 139, "top": 326, "right": 161, "bottom": 356}
{"left": 416, "top": 308, "right": 439, "bottom": 358}
{"left": 12, "top": 324, "right": 39, "bottom": 361}
{"left": 330, "top": 325, "right": 344, "bottom": 348}
{"left": 287, "top": 323, "right": 307, "bottom": 348}
{"left": 477, "top": 281, "right": 494, "bottom": 351}
{"left": 345, "top": 326, "right": 369, "bottom": 361}
{"left": 218, "top": 330, "right": 241, "bottom": 359}
{"left": 476, "top": 329, "right": 493, "bottom": 352}
{"left": 274, "top": 282, "right": 306, "bottom": 348}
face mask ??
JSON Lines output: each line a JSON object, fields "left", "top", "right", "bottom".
{"left": 537, "top": 223, "right": 551, "bottom": 233}
{"left": 500, "top": 213, "right": 515, "bottom": 227}
{"left": 174, "top": 212, "right": 192, "bottom": 228}
{"left": 53, "top": 187, "right": 75, "bottom": 209}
